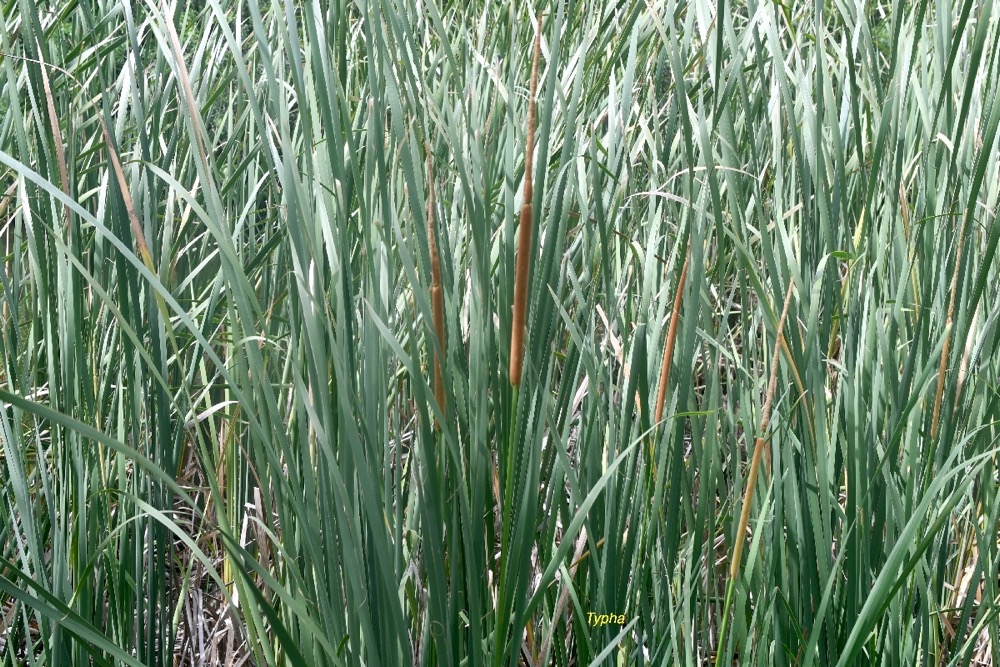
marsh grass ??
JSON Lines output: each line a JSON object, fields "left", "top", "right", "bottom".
{"left": 1, "top": 0, "right": 1000, "bottom": 666}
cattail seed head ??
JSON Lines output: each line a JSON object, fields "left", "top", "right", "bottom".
{"left": 431, "top": 285, "right": 446, "bottom": 418}
{"left": 931, "top": 214, "right": 968, "bottom": 440}
{"left": 426, "top": 143, "right": 446, "bottom": 427}
{"left": 509, "top": 14, "right": 543, "bottom": 387}
{"left": 653, "top": 247, "right": 691, "bottom": 423}
{"left": 509, "top": 202, "right": 533, "bottom": 386}
{"left": 730, "top": 280, "right": 794, "bottom": 581}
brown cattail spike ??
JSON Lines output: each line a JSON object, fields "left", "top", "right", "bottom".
{"left": 426, "top": 143, "right": 446, "bottom": 427}
{"left": 931, "top": 214, "right": 968, "bottom": 440}
{"left": 653, "top": 247, "right": 691, "bottom": 423}
{"left": 37, "top": 49, "right": 70, "bottom": 234}
{"left": 730, "top": 280, "right": 795, "bottom": 581}
{"left": 510, "top": 14, "right": 543, "bottom": 387}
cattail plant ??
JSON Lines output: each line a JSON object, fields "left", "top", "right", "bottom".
{"left": 37, "top": 52, "right": 70, "bottom": 233}
{"left": 931, "top": 213, "right": 968, "bottom": 440}
{"left": 6, "top": 2, "right": 1000, "bottom": 665}
{"left": 653, "top": 246, "right": 691, "bottom": 423}
{"left": 509, "top": 14, "right": 542, "bottom": 387}
{"left": 426, "top": 143, "right": 446, "bottom": 427}
{"left": 730, "top": 280, "right": 794, "bottom": 581}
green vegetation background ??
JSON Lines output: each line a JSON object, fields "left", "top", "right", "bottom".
{"left": 1, "top": 0, "right": 1000, "bottom": 665}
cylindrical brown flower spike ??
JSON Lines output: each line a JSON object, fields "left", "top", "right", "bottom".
{"left": 653, "top": 247, "right": 691, "bottom": 423}
{"left": 426, "top": 143, "right": 446, "bottom": 427}
{"left": 730, "top": 281, "right": 794, "bottom": 581}
{"left": 432, "top": 285, "right": 445, "bottom": 414}
{"left": 931, "top": 213, "right": 967, "bottom": 440}
{"left": 510, "top": 15, "right": 542, "bottom": 387}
